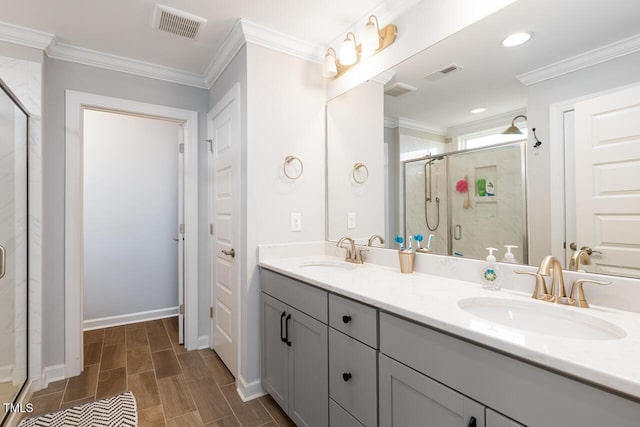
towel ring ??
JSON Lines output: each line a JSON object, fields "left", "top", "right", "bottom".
{"left": 284, "top": 155, "right": 303, "bottom": 180}
{"left": 352, "top": 162, "right": 369, "bottom": 184}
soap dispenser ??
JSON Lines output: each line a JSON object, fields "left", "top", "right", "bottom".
{"left": 480, "top": 247, "right": 502, "bottom": 290}
{"left": 502, "top": 245, "right": 518, "bottom": 264}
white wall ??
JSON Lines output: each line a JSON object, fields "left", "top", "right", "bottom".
{"left": 83, "top": 110, "right": 180, "bottom": 323}
{"left": 326, "top": 0, "right": 516, "bottom": 100}
{"left": 526, "top": 51, "right": 640, "bottom": 264}
{"left": 42, "top": 57, "right": 209, "bottom": 367}
{"left": 327, "top": 80, "right": 385, "bottom": 242}
{"left": 243, "top": 43, "right": 326, "bottom": 393}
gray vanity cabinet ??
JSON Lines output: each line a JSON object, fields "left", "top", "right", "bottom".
{"left": 261, "top": 270, "right": 329, "bottom": 427}
{"left": 379, "top": 354, "right": 485, "bottom": 427}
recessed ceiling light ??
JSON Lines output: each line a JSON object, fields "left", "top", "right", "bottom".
{"left": 471, "top": 108, "right": 487, "bottom": 114}
{"left": 501, "top": 32, "right": 532, "bottom": 47}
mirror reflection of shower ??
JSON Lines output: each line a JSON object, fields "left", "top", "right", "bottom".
{"left": 403, "top": 141, "right": 527, "bottom": 263}
{"left": 424, "top": 156, "right": 444, "bottom": 232}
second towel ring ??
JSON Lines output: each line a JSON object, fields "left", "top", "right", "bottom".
{"left": 284, "top": 155, "right": 304, "bottom": 180}
{"left": 352, "top": 162, "right": 369, "bottom": 184}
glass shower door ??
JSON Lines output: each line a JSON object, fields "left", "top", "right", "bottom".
{"left": 448, "top": 142, "right": 527, "bottom": 263}
{"left": 0, "top": 80, "right": 28, "bottom": 422}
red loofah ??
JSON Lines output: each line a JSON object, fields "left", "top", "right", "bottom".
{"left": 456, "top": 179, "right": 468, "bottom": 193}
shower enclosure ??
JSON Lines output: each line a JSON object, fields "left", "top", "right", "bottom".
{"left": 0, "top": 78, "right": 29, "bottom": 424}
{"left": 404, "top": 141, "right": 527, "bottom": 263}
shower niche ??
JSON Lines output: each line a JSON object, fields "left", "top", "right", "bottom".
{"left": 404, "top": 141, "right": 527, "bottom": 263}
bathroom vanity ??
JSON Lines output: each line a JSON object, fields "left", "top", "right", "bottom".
{"left": 259, "top": 249, "right": 640, "bottom": 427}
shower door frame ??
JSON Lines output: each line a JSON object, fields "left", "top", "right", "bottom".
{"left": 402, "top": 140, "right": 529, "bottom": 263}
{"left": 0, "top": 77, "right": 30, "bottom": 415}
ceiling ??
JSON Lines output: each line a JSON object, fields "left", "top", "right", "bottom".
{"left": 0, "top": 0, "right": 385, "bottom": 74}
{"left": 383, "top": 0, "right": 640, "bottom": 132}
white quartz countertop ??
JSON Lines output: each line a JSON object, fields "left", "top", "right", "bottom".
{"left": 259, "top": 255, "right": 640, "bottom": 400}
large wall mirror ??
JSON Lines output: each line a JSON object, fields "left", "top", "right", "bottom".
{"left": 327, "top": 0, "right": 640, "bottom": 278}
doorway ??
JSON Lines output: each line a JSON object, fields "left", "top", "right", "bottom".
{"left": 65, "top": 91, "right": 199, "bottom": 377}
{"left": 82, "top": 109, "right": 184, "bottom": 339}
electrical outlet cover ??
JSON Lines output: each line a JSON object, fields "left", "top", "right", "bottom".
{"left": 347, "top": 212, "right": 356, "bottom": 230}
{"left": 291, "top": 212, "right": 302, "bottom": 232}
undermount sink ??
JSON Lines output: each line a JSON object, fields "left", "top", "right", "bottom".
{"left": 297, "top": 260, "right": 357, "bottom": 272}
{"left": 458, "top": 297, "right": 626, "bottom": 341}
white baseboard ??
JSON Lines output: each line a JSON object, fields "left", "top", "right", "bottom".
{"left": 237, "top": 376, "right": 265, "bottom": 402}
{"left": 40, "top": 364, "right": 66, "bottom": 389}
{"left": 197, "top": 335, "right": 209, "bottom": 349}
{"left": 83, "top": 306, "right": 179, "bottom": 330}
{"left": 0, "top": 364, "right": 13, "bottom": 382}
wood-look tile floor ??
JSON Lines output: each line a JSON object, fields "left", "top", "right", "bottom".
{"left": 28, "top": 317, "right": 295, "bottom": 427}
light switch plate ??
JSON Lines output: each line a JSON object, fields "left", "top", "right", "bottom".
{"left": 291, "top": 212, "right": 302, "bottom": 232}
{"left": 347, "top": 212, "right": 356, "bottom": 230}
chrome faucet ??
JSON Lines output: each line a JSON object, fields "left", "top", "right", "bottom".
{"left": 537, "top": 256, "right": 566, "bottom": 304}
{"left": 367, "top": 235, "right": 385, "bottom": 247}
{"left": 569, "top": 249, "right": 592, "bottom": 271}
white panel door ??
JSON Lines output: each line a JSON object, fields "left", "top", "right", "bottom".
{"left": 574, "top": 84, "right": 640, "bottom": 277}
{"left": 209, "top": 95, "right": 240, "bottom": 377}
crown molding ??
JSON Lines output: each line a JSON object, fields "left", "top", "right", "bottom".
{"left": 46, "top": 39, "right": 207, "bottom": 88}
{"left": 203, "top": 20, "right": 246, "bottom": 89}
{"left": 446, "top": 108, "right": 526, "bottom": 137}
{"left": 517, "top": 33, "right": 640, "bottom": 86}
{"left": 0, "top": 20, "right": 55, "bottom": 50}
{"left": 397, "top": 117, "right": 446, "bottom": 135}
{"left": 384, "top": 116, "right": 399, "bottom": 128}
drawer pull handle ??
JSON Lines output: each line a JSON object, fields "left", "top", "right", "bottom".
{"left": 468, "top": 416, "right": 476, "bottom": 427}
{"left": 342, "top": 315, "right": 352, "bottom": 324}
{"left": 285, "top": 314, "right": 292, "bottom": 347}
{"left": 280, "top": 311, "right": 287, "bottom": 343}
{"left": 342, "top": 372, "right": 352, "bottom": 382}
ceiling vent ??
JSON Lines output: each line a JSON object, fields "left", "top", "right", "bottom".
{"left": 385, "top": 82, "right": 418, "bottom": 97}
{"left": 425, "top": 64, "right": 462, "bottom": 81}
{"left": 153, "top": 4, "right": 207, "bottom": 40}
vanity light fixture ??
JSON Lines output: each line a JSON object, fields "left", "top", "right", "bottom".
{"left": 501, "top": 114, "right": 527, "bottom": 134}
{"left": 362, "top": 15, "right": 382, "bottom": 57}
{"left": 322, "top": 48, "right": 338, "bottom": 78}
{"left": 323, "top": 15, "right": 397, "bottom": 79}
{"left": 339, "top": 32, "right": 358, "bottom": 66}
{"left": 501, "top": 32, "right": 532, "bottom": 47}
{"left": 471, "top": 108, "right": 487, "bottom": 114}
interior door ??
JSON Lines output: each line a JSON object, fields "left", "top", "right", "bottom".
{"left": 177, "top": 125, "right": 185, "bottom": 344}
{"left": 574, "top": 84, "right": 640, "bottom": 277}
{"left": 209, "top": 93, "right": 240, "bottom": 377}
{"left": 0, "top": 81, "right": 28, "bottom": 424}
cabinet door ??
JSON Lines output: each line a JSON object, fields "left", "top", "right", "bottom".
{"left": 486, "top": 408, "right": 526, "bottom": 427}
{"left": 261, "top": 293, "right": 289, "bottom": 411}
{"left": 288, "top": 306, "right": 329, "bottom": 427}
{"left": 379, "top": 354, "right": 484, "bottom": 427}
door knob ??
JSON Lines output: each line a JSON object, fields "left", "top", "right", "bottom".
{"left": 221, "top": 248, "right": 236, "bottom": 258}
{"left": 569, "top": 242, "right": 577, "bottom": 251}
{"left": 342, "top": 315, "right": 352, "bottom": 324}
{"left": 342, "top": 372, "right": 352, "bottom": 382}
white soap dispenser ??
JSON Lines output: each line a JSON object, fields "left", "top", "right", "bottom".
{"left": 502, "top": 245, "right": 518, "bottom": 264}
{"left": 480, "top": 247, "right": 502, "bottom": 290}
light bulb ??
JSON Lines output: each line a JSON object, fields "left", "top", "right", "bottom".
{"left": 501, "top": 32, "right": 532, "bottom": 47}
{"left": 322, "top": 49, "right": 337, "bottom": 78}
{"left": 339, "top": 33, "right": 357, "bottom": 66}
{"left": 362, "top": 17, "right": 381, "bottom": 57}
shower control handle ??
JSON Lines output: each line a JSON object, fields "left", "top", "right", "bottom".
{"left": 0, "top": 245, "right": 5, "bottom": 279}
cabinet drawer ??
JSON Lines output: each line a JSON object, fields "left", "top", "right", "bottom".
{"left": 330, "top": 399, "right": 364, "bottom": 427}
{"left": 261, "top": 269, "right": 328, "bottom": 323}
{"left": 329, "top": 328, "right": 377, "bottom": 426}
{"left": 329, "top": 294, "right": 377, "bottom": 348}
